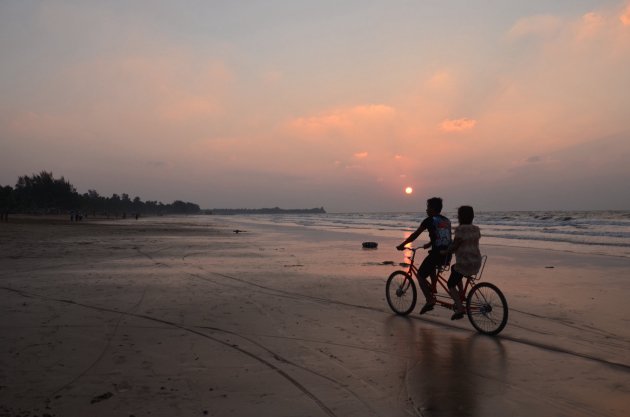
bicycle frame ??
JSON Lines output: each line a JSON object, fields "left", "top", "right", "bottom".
{"left": 402, "top": 248, "right": 487, "bottom": 310}
{"left": 387, "top": 247, "right": 506, "bottom": 335}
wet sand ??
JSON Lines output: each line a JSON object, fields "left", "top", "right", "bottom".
{"left": 1, "top": 215, "right": 629, "bottom": 417}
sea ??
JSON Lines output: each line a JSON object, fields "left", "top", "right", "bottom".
{"left": 217, "top": 210, "right": 630, "bottom": 258}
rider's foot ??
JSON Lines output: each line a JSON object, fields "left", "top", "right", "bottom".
{"left": 419, "top": 303, "right": 435, "bottom": 315}
{"left": 451, "top": 311, "right": 465, "bottom": 320}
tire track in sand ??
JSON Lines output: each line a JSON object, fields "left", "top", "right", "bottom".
{"left": 0, "top": 285, "right": 339, "bottom": 417}
{"left": 188, "top": 268, "right": 630, "bottom": 373}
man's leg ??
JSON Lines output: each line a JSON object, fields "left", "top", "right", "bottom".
{"left": 418, "top": 275, "right": 434, "bottom": 301}
{"left": 417, "top": 254, "right": 437, "bottom": 313}
{"left": 429, "top": 270, "right": 437, "bottom": 293}
{"left": 447, "top": 269, "right": 465, "bottom": 319}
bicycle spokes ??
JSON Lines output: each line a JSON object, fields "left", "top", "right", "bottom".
{"left": 466, "top": 282, "right": 508, "bottom": 335}
{"left": 386, "top": 271, "right": 417, "bottom": 316}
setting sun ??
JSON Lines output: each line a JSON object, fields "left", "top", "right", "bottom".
{"left": 405, "top": 186, "right": 413, "bottom": 195}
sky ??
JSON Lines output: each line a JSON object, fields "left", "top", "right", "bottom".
{"left": 1, "top": 0, "right": 629, "bottom": 212}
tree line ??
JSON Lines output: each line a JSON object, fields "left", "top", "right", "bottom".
{"left": 209, "top": 207, "right": 326, "bottom": 215}
{"left": 0, "top": 171, "right": 200, "bottom": 217}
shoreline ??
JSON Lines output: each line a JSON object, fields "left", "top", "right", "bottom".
{"left": 205, "top": 212, "right": 630, "bottom": 259}
{"left": 4, "top": 212, "right": 630, "bottom": 259}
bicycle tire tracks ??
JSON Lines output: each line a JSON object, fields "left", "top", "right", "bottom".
{"left": 0, "top": 285, "right": 341, "bottom": 417}
{"left": 186, "top": 266, "right": 630, "bottom": 373}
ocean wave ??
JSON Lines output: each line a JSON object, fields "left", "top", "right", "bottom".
{"left": 481, "top": 232, "right": 630, "bottom": 248}
{"left": 238, "top": 211, "right": 630, "bottom": 255}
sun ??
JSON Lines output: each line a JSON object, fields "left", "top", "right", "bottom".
{"left": 405, "top": 186, "right": 413, "bottom": 195}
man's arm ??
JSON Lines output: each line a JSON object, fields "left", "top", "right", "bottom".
{"left": 397, "top": 224, "right": 426, "bottom": 250}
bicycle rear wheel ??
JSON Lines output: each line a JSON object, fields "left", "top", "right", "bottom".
{"left": 466, "top": 282, "right": 508, "bottom": 335}
{"left": 386, "top": 271, "right": 417, "bottom": 316}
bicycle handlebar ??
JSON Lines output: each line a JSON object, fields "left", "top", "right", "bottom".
{"left": 399, "top": 246, "right": 420, "bottom": 252}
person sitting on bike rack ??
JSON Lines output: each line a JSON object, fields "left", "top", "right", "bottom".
{"left": 396, "top": 197, "right": 452, "bottom": 315}
{"left": 441, "top": 205, "right": 482, "bottom": 320}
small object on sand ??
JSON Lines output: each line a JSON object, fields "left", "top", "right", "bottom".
{"left": 545, "top": 266, "right": 555, "bottom": 269}
{"left": 362, "top": 241, "right": 378, "bottom": 249}
{"left": 90, "top": 392, "right": 113, "bottom": 404}
{"left": 233, "top": 229, "right": 246, "bottom": 234}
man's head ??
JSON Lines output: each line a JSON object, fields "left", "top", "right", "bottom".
{"left": 426, "top": 197, "right": 443, "bottom": 216}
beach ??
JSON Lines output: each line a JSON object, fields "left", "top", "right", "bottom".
{"left": 1, "top": 215, "right": 629, "bottom": 417}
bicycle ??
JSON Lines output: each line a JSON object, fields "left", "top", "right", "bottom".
{"left": 385, "top": 247, "right": 508, "bottom": 335}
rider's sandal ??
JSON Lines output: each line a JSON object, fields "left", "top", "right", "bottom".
{"left": 451, "top": 311, "right": 465, "bottom": 320}
{"left": 419, "top": 303, "right": 435, "bottom": 315}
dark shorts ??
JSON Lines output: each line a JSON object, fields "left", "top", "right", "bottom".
{"left": 447, "top": 268, "right": 465, "bottom": 288}
{"left": 418, "top": 251, "right": 448, "bottom": 279}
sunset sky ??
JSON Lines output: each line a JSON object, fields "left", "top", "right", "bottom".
{"left": 1, "top": 1, "right": 629, "bottom": 212}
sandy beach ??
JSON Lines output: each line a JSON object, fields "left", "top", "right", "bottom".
{"left": 1, "top": 215, "right": 629, "bottom": 417}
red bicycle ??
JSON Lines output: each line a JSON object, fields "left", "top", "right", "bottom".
{"left": 385, "top": 247, "right": 508, "bottom": 335}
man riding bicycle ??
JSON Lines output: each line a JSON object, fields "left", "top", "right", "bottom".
{"left": 396, "top": 197, "right": 452, "bottom": 314}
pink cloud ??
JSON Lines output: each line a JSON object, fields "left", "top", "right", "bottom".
{"left": 290, "top": 113, "right": 349, "bottom": 133}
{"left": 508, "top": 15, "right": 562, "bottom": 39}
{"left": 510, "top": 5, "right": 630, "bottom": 48}
{"left": 287, "top": 104, "right": 396, "bottom": 136}
{"left": 576, "top": 12, "right": 605, "bottom": 39}
{"left": 440, "top": 118, "right": 477, "bottom": 132}
{"left": 621, "top": 3, "right": 630, "bottom": 25}
{"left": 354, "top": 151, "right": 368, "bottom": 159}
{"left": 80, "top": 53, "right": 233, "bottom": 124}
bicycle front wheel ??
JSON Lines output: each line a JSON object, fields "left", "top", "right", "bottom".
{"left": 466, "top": 282, "right": 508, "bottom": 335}
{"left": 386, "top": 271, "right": 417, "bottom": 316}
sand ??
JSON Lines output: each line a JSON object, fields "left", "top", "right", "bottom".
{"left": 1, "top": 215, "right": 629, "bottom": 417}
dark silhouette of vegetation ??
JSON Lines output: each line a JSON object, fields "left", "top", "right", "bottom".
{"left": 0, "top": 171, "right": 200, "bottom": 217}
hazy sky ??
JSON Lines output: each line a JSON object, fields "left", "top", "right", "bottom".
{"left": 1, "top": 1, "right": 629, "bottom": 212}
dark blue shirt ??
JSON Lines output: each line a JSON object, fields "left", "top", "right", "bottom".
{"left": 420, "top": 214, "right": 452, "bottom": 252}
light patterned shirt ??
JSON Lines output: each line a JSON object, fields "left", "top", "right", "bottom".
{"left": 452, "top": 224, "right": 482, "bottom": 276}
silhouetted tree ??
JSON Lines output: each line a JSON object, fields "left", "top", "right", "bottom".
{"left": 0, "top": 185, "right": 15, "bottom": 215}
{"left": 4, "top": 171, "right": 201, "bottom": 216}
{"left": 171, "top": 200, "right": 201, "bottom": 214}
{"left": 14, "top": 171, "right": 77, "bottom": 212}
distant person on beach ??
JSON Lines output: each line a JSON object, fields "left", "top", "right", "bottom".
{"left": 442, "top": 206, "right": 482, "bottom": 320}
{"left": 397, "top": 197, "right": 452, "bottom": 314}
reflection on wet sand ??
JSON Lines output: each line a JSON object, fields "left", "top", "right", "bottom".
{"left": 391, "top": 318, "right": 507, "bottom": 417}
